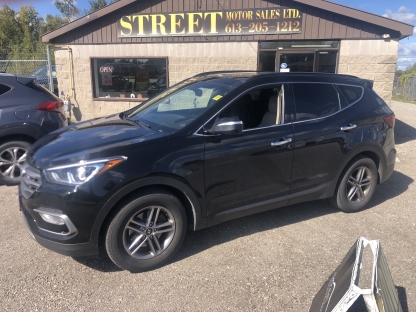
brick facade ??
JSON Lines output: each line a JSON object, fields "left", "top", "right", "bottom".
{"left": 55, "top": 42, "right": 257, "bottom": 122}
{"left": 338, "top": 39, "right": 399, "bottom": 104}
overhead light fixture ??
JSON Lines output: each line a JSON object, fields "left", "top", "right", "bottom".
{"left": 382, "top": 34, "right": 390, "bottom": 39}
{"left": 291, "top": 45, "right": 331, "bottom": 48}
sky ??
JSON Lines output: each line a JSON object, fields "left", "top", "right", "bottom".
{"left": 1, "top": 0, "right": 415, "bottom": 69}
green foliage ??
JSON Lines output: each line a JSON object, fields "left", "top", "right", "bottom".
{"left": 397, "top": 63, "right": 416, "bottom": 85}
{"left": 0, "top": 4, "right": 69, "bottom": 75}
{"left": 83, "top": 0, "right": 108, "bottom": 15}
{"left": 54, "top": 0, "right": 79, "bottom": 21}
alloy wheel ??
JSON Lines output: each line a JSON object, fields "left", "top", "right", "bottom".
{"left": 346, "top": 166, "right": 372, "bottom": 204}
{"left": 123, "top": 206, "right": 176, "bottom": 260}
{"left": 0, "top": 147, "right": 28, "bottom": 179}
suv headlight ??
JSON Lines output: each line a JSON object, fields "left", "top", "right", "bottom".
{"left": 44, "top": 156, "right": 127, "bottom": 186}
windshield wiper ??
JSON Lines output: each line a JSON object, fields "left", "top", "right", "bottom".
{"left": 122, "top": 113, "right": 151, "bottom": 129}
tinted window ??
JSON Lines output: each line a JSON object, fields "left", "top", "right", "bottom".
{"left": 336, "top": 85, "right": 363, "bottom": 104}
{"left": 292, "top": 83, "right": 341, "bottom": 121}
{"left": 218, "top": 86, "right": 283, "bottom": 130}
{"left": 0, "top": 84, "right": 11, "bottom": 96}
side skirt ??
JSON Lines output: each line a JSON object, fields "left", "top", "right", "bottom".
{"left": 206, "top": 182, "right": 333, "bottom": 228}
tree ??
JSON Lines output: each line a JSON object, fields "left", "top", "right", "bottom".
{"left": 41, "top": 15, "right": 69, "bottom": 34}
{"left": 0, "top": 5, "right": 23, "bottom": 57}
{"left": 84, "top": 0, "right": 107, "bottom": 14}
{"left": 54, "top": 0, "right": 79, "bottom": 21}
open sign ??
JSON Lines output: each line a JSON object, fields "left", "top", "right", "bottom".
{"left": 100, "top": 66, "right": 113, "bottom": 73}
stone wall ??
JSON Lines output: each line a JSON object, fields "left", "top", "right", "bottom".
{"left": 54, "top": 42, "right": 258, "bottom": 123}
{"left": 338, "top": 39, "right": 399, "bottom": 104}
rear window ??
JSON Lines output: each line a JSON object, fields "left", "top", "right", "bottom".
{"left": 25, "top": 82, "right": 59, "bottom": 100}
{"left": 0, "top": 84, "right": 11, "bottom": 96}
{"left": 336, "top": 85, "right": 363, "bottom": 105}
{"left": 292, "top": 83, "right": 342, "bottom": 121}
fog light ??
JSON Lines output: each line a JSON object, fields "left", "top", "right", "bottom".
{"left": 34, "top": 208, "right": 65, "bottom": 225}
{"left": 33, "top": 208, "right": 77, "bottom": 236}
{"left": 38, "top": 212, "right": 65, "bottom": 225}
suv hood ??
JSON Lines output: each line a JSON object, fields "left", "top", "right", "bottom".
{"left": 29, "top": 113, "right": 169, "bottom": 169}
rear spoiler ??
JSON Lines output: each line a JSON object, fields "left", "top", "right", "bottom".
{"left": 16, "top": 76, "right": 35, "bottom": 85}
{"left": 365, "top": 79, "right": 374, "bottom": 89}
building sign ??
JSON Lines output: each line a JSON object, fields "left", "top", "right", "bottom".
{"left": 117, "top": 8, "right": 302, "bottom": 38}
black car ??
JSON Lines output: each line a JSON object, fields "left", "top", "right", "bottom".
{"left": 20, "top": 72, "right": 396, "bottom": 272}
{"left": 0, "top": 73, "right": 67, "bottom": 185}
{"left": 146, "top": 74, "right": 167, "bottom": 98}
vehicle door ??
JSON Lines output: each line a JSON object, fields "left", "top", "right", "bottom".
{"left": 201, "top": 84, "right": 295, "bottom": 222}
{"left": 289, "top": 83, "right": 363, "bottom": 204}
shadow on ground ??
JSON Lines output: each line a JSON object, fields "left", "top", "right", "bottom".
{"left": 73, "top": 169, "right": 413, "bottom": 273}
{"left": 395, "top": 119, "right": 416, "bottom": 145}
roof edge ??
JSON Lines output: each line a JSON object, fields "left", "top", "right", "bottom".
{"left": 42, "top": 0, "right": 136, "bottom": 43}
{"left": 294, "top": 0, "right": 414, "bottom": 38}
{"left": 42, "top": 0, "right": 415, "bottom": 43}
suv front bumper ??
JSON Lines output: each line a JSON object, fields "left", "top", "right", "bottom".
{"left": 21, "top": 207, "right": 99, "bottom": 257}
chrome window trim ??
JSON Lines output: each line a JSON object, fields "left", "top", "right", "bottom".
{"left": 193, "top": 81, "right": 364, "bottom": 135}
{"left": 0, "top": 83, "right": 14, "bottom": 97}
{"left": 193, "top": 82, "right": 288, "bottom": 136}
{"left": 289, "top": 82, "right": 364, "bottom": 125}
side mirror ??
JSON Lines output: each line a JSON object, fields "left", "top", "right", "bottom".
{"left": 209, "top": 117, "right": 243, "bottom": 135}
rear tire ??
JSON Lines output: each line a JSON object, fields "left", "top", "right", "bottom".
{"left": 105, "top": 190, "right": 187, "bottom": 272}
{"left": 330, "top": 156, "right": 377, "bottom": 213}
{"left": 0, "top": 141, "right": 31, "bottom": 186}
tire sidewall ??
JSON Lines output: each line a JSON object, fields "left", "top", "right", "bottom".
{"left": 337, "top": 157, "right": 377, "bottom": 212}
{"left": 106, "top": 193, "right": 187, "bottom": 272}
{"left": 0, "top": 140, "right": 31, "bottom": 185}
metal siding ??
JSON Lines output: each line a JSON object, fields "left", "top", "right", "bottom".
{"left": 50, "top": 0, "right": 395, "bottom": 44}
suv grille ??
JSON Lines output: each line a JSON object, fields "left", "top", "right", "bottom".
{"left": 20, "top": 163, "right": 41, "bottom": 199}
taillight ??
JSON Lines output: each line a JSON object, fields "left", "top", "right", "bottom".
{"left": 36, "top": 101, "right": 64, "bottom": 113}
{"left": 383, "top": 114, "right": 395, "bottom": 129}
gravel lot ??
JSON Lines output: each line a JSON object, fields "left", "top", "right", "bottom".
{"left": 1, "top": 100, "right": 415, "bottom": 311}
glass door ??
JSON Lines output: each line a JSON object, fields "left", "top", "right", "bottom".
{"left": 278, "top": 52, "right": 315, "bottom": 72}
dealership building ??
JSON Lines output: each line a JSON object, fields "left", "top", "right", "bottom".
{"left": 42, "top": 0, "right": 414, "bottom": 122}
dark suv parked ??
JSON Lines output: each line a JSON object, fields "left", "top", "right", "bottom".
{"left": 20, "top": 72, "right": 396, "bottom": 272}
{"left": 0, "top": 73, "right": 67, "bottom": 185}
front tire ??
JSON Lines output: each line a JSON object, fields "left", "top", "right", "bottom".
{"left": 331, "top": 156, "right": 378, "bottom": 213}
{"left": 105, "top": 190, "right": 187, "bottom": 272}
{"left": 0, "top": 140, "right": 31, "bottom": 185}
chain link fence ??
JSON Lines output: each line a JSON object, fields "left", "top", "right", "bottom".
{"left": 393, "top": 75, "right": 416, "bottom": 102}
{"left": 0, "top": 46, "right": 56, "bottom": 94}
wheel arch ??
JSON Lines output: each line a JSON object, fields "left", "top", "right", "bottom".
{"left": 0, "top": 134, "right": 36, "bottom": 146}
{"left": 329, "top": 146, "right": 387, "bottom": 197}
{"left": 91, "top": 176, "right": 206, "bottom": 246}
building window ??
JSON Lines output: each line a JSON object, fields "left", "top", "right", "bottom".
{"left": 91, "top": 57, "right": 167, "bottom": 100}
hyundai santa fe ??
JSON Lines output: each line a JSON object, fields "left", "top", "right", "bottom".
{"left": 19, "top": 72, "right": 396, "bottom": 272}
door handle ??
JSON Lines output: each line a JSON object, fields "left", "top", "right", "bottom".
{"left": 340, "top": 124, "right": 357, "bottom": 131}
{"left": 271, "top": 138, "right": 292, "bottom": 147}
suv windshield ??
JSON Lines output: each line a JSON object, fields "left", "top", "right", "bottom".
{"left": 127, "top": 77, "right": 245, "bottom": 133}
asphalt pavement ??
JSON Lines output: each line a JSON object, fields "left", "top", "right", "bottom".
{"left": 0, "top": 100, "right": 415, "bottom": 311}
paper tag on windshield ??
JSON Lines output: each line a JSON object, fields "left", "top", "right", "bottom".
{"left": 213, "top": 95, "right": 223, "bottom": 101}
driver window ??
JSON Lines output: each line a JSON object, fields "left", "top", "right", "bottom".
{"left": 218, "top": 85, "right": 284, "bottom": 130}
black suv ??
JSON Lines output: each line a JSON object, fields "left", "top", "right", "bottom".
{"left": 0, "top": 74, "right": 67, "bottom": 185}
{"left": 20, "top": 72, "right": 396, "bottom": 272}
